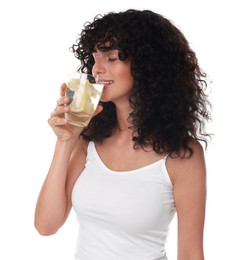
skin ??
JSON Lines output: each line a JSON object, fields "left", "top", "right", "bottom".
{"left": 35, "top": 49, "right": 206, "bottom": 260}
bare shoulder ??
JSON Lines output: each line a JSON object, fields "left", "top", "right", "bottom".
{"left": 166, "top": 140, "right": 206, "bottom": 185}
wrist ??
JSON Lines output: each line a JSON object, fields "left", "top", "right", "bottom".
{"left": 55, "top": 136, "right": 79, "bottom": 155}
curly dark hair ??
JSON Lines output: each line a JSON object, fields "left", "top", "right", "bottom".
{"left": 71, "top": 9, "right": 211, "bottom": 157}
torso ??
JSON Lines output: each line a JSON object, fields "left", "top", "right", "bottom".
{"left": 95, "top": 131, "right": 167, "bottom": 172}
{"left": 71, "top": 140, "right": 176, "bottom": 260}
{"left": 71, "top": 130, "right": 176, "bottom": 194}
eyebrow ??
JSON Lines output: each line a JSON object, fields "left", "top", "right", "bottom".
{"left": 92, "top": 48, "right": 119, "bottom": 54}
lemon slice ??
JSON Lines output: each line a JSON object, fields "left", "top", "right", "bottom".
{"left": 67, "top": 78, "right": 80, "bottom": 91}
{"left": 68, "top": 79, "right": 96, "bottom": 114}
{"left": 70, "top": 87, "right": 86, "bottom": 112}
{"left": 83, "top": 80, "right": 95, "bottom": 114}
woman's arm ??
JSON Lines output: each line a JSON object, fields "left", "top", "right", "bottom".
{"left": 34, "top": 137, "right": 86, "bottom": 236}
{"left": 168, "top": 141, "right": 206, "bottom": 260}
{"left": 34, "top": 83, "right": 87, "bottom": 235}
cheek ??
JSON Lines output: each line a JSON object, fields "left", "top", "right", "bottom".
{"left": 118, "top": 66, "right": 133, "bottom": 86}
{"left": 114, "top": 60, "right": 131, "bottom": 76}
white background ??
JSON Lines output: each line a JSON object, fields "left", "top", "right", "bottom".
{"left": 0, "top": 0, "right": 247, "bottom": 259}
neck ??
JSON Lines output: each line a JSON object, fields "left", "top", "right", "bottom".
{"left": 115, "top": 104, "right": 133, "bottom": 132}
{"left": 117, "top": 126, "right": 132, "bottom": 131}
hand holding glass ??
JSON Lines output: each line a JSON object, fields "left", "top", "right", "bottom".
{"left": 65, "top": 73, "right": 104, "bottom": 127}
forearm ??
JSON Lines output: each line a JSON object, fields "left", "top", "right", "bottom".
{"left": 178, "top": 249, "right": 204, "bottom": 260}
{"left": 34, "top": 138, "right": 77, "bottom": 235}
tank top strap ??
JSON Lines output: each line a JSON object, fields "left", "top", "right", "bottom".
{"left": 86, "top": 141, "right": 94, "bottom": 156}
{"left": 163, "top": 153, "right": 169, "bottom": 160}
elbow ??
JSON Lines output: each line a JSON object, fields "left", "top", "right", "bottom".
{"left": 36, "top": 228, "right": 57, "bottom": 236}
{"left": 34, "top": 221, "right": 59, "bottom": 236}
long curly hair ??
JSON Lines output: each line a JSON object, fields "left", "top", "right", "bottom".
{"left": 71, "top": 9, "right": 211, "bottom": 157}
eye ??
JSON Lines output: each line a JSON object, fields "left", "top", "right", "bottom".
{"left": 106, "top": 55, "right": 118, "bottom": 62}
{"left": 105, "top": 50, "right": 119, "bottom": 62}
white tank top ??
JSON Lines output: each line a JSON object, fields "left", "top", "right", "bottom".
{"left": 72, "top": 142, "right": 176, "bottom": 260}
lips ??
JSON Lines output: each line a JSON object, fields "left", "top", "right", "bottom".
{"left": 98, "top": 80, "right": 114, "bottom": 85}
{"left": 97, "top": 80, "right": 114, "bottom": 89}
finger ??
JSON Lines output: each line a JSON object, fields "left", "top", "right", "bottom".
{"left": 56, "top": 96, "right": 71, "bottom": 106}
{"left": 50, "top": 105, "right": 70, "bottom": 117}
{"left": 48, "top": 116, "right": 67, "bottom": 126}
{"left": 60, "top": 83, "right": 67, "bottom": 96}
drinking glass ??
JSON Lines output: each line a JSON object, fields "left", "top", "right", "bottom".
{"left": 65, "top": 72, "right": 104, "bottom": 127}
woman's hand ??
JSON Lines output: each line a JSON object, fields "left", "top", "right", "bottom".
{"left": 48, "top": 83, "right": 103, "bottom": 141}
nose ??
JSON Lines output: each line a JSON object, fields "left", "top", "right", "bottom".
{"left": 92, "top": 56, "right": 106, "bottom": 77}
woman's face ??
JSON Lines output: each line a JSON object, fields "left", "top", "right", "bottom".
{"left": 92, "top": 48, "right": 133, "bottom": 104}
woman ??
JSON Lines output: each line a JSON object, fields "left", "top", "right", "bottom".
{"left": 35, "top": 9, "right": 211, "bottom": 260}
